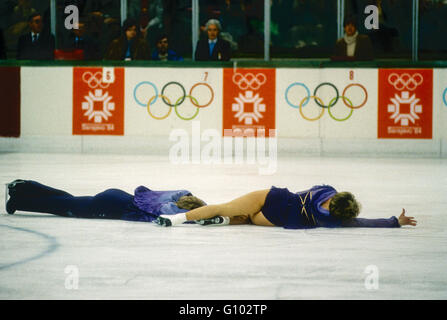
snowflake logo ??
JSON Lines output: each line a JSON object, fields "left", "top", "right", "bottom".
{"left": 387, "top": 91, "right": 422, "bottom": 126}
{"left": 232, "top": 91, "right": 266, "bottom": 125}
{"left": 82, "top": 89, "right": 115, "bottom": 123}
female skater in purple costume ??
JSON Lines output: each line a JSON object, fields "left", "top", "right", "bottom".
{"left": 156, "top": 185, "right": 417, "bottom": 228}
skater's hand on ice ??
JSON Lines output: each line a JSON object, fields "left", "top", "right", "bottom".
{"left": 398, "top": 208, "right": 417, "bottom": 227}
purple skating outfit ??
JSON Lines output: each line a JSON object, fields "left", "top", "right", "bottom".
{"left": 261, "top": 185, "right": 400, "bottom": 229}
{"left": 122, "top": 186, "right": 201, "bottom": 222}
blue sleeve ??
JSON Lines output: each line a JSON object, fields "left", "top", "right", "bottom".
{"left": 341, "top": 216, "right": 400, "bottom": 228}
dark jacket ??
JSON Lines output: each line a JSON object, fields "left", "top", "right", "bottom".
{"left": 17, "top": 32, "right": 55, "bottom": 60}
{"left": 62, "top": 33, "right": 101, "bottom": 60}
{"left": 104, "top": 36, "right": 151, "bottom": 60}
{"left": 195, "top": 38, "right": 231, "bottom": 61}
{"left": 332, "top": 34, "right": 374, "bottom": 61}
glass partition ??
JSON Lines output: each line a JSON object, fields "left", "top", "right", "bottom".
{"left": 345, "top": 0, "right": 412, "bottom": 59}
{"left": 198, "top": 0, "right": 264, "bottom": 58}
{"left": 419, "top": 0, "right": 447, "bottom": 60}
{"left": 271, "top": 0, "right": 338, "bottom": 59}
{"left": 128, "top": 0, "right": 192, "bottom": 59}
{"left": 162, "top": 0, "right": 192, "bottom": 59}
{"left": 55, "top": 0, "right": 121, "bottom": 60}
{"left": 0, "top": 0, "right": 445, "bottom": 62}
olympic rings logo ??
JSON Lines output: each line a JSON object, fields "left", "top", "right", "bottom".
{"left": 285, "top": 82, "right": 368, "bottom": 121}
{"left": 82, "top": 71, "right": 110, "bottom": 89}
{"left": 133, "top": 81, "right": 214, "bottom": 120}
{"left": 388, "top": 73, "right": 423, "bottom": 91}
{"left": 232, "top": 72, "right": 267, "bottom": 90}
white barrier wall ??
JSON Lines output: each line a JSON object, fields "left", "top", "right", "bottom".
{"left": 435, "top": 68, "right": 447, "bottom": 154}
{"left": 1, "top": 66, "right": 446, "bottom": 157}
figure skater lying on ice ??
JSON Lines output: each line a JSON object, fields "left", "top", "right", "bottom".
{"left": 5, "top": 180, "right": 416, "bottom": 228}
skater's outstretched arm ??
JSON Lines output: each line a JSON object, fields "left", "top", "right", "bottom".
{"left": 341, "top": 209, "right": 417, "bottom": 228}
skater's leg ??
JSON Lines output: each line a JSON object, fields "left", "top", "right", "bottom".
{"left": 13, "top": 194, "right": 94, "bottom": 217}
{"left": 10, "top": 180, "right": 73, "bottom": 198}
{"left": 185, "top": 190, "right": 270, "bottom": 222}
{"left": 7, "top": 180, "right": 75, "bottom": 215}
{"left": 11, "top": 186, "right": 134, "bottom": 219}
{"left": 158, "top": 189, "right": 274, "bottom": 226}
{"left": 230, "top": 215, "right": 250, "bottom": 225}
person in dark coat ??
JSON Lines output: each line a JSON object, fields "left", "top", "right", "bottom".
{"left": 16, "top": 12, "right": 55, "bottom": 60}
{"left": 195, "top": 19, "right": 231, "bottom": 61}
{"left": 62, "top": 19, "right": 101, "bottom": 60}
{"left": 104, "top": 18, "right": 150, "bottom": 60}
{"left": 332, "top": 15, "right": 374, "bottom": 61}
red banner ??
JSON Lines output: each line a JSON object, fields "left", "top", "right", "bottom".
{"left": 73, "top": 67, "right": 124, "bottom": 135}
{"left": 223, "top": 68, "right": 275, "bottom": 137}
{"left": 378, "top": 69, "right": 433, "bottom": 139}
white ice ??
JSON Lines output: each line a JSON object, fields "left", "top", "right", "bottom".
{"left": 1, "top": 152, "right": 446, "bottom": 299}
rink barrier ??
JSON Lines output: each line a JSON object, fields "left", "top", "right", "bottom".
{"left": 0, "top": 64, "right": 446, "bottom": 157}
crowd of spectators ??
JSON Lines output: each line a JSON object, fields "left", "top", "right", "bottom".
{"left": 0, "top": 0, "right": 446, "bottom": 61}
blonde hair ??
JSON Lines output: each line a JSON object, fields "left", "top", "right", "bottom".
{"left": 329, "top": 192, "right": 361, "bottom": 220}
{"left": 175, "top": 195, "right": 206, "bottom": 210}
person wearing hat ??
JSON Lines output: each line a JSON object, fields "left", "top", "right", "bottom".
{"left": 332, "top": 15, "right": 374, "bottom": 61}
{"left": 104, "top": 18, "right": 150, "bottom": 60}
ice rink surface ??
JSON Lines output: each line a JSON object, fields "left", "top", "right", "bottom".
{"left": 0, "top": 152, "right": 446, "bottom": 300}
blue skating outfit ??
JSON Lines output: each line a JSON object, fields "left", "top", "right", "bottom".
{"left": 261, "top": 185, "right": 400, "bottom": 229}
{"left": 7, "top": 180, "right": 199, "bottom": 222}
{"left": 121, "top": 186, "right": 193, "bottom": 222}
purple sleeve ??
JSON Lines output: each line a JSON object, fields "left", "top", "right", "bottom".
{"left": 341, "top": 216, "right": 400, "bottom": 228}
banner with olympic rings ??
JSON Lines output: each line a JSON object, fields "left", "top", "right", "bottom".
{"left": 223, "top": 68, "right": 276, "bottom": 137}
{"left": 278, "top": 68, "right": 377, "bottom": 138}
{"left": 127, "top": 68, "right": 221, "bottom": 135}
{"left": 378, "top": 69, "right": 433, "bottom": 139}
{"left": 73, "top": 67, "right": 125, "bottom": 135}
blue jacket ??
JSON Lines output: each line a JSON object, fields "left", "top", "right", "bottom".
{"left": 151, "top": 49, "right": 184, "bottom": 61}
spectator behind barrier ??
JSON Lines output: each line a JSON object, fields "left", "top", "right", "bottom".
{"left": 17, "top": 12, "right": 55, "bottom": 60}
{"left": 195, "top": 19, "right": 231, "bottom": 61}
{"left": 0, "top": 28, "right": 6, "bottom": 59}
{"left": 60, "top": 18, "right": 101, "bottom": 60}
{"left": 3, "top": 0, "right": 37, "bottom": 58}
{"left": 104, "top": 18, "right": 151, "bottom": 61}
{"left": 332, "top": 15, "right": 374, "bottom": 61}
{"left": 151, "top": 34, "right": 183, "bottom": 61}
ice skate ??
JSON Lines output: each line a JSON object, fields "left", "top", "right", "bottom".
{"left": 156, "top": 215, "right": 173, "bottom": 227}
{"left": 5, "top": 179, "right": 26, "bottom": 214}
{"left": 196, "top": 216, "right": 230, "bottom": 226}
